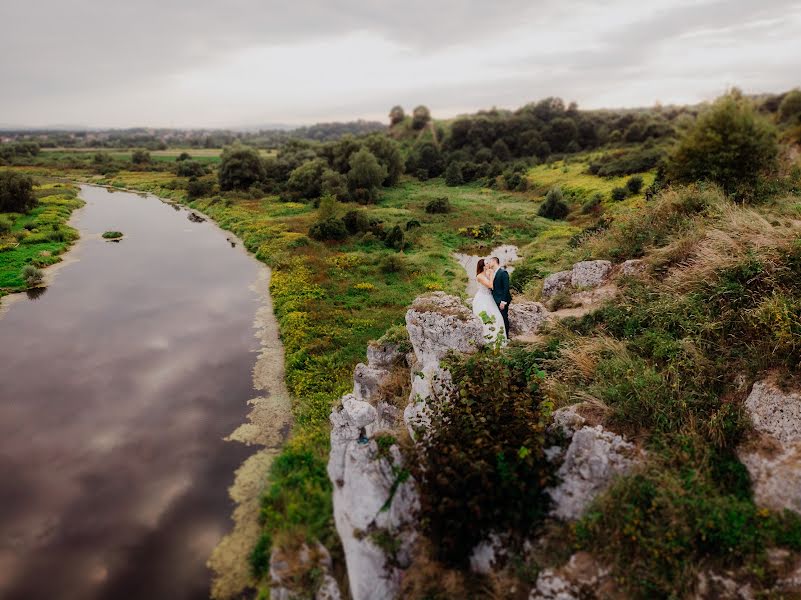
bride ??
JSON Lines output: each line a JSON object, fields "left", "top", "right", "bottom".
{"left": 472, "top": 258, "right": 507, "bottom": 345}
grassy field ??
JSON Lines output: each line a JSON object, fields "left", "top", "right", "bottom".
{"left": 0, "top": 182, "right": 83, "bottom": 295}
{"left": 37, "top": 147, "right": 276, "bottom": 165}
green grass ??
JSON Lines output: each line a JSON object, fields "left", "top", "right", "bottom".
{"left": 0, "top": 183, "right": 83, "bottom": 292}
{"left": 102, "top": 231, "right": 123, "bottom": 239}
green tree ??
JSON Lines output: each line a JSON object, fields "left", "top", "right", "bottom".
{"left": 176, "top": 160, "right": 206, "bottom": 178}
{"left": 538, "top": 186, "right": 569, "bottom": 220}
{"left": 667, "top": 91, "right": 778, "bottom": 196}
{"left": 347, "top": 148, "right": 387, "bottom": 203}
{"left": 407, "top": 141, "right": 444, "bottom": 179}
{"left": 779, "top": 90, "right": 801, "bottom": 123}
{"left": 389, "top": 105, "right": 405, "bottom": 126}
{"left": 286, "top": 158, "right": 327, "bottom": 200}
{"left": 218, "top": 146, "right": 266, "bottom": 191}
{"left": 321, "top": 169, "right": 347, "bottom": 200}
{"left": 411, "top": 105, "right": 431, "bottom": 130}
{"left": 0, "top": 170, "right": 37, "bottom": 213}
{"left": 364, "top": 135, "right": 404, "bottom": 185}
{"left": 445, "top": 162, "right": 464, "bottom": 186}
{"left": 131, "top": 149, "right": 151, "bottom": 165}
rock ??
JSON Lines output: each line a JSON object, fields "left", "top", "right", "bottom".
{"left": 405, "top": 292, "right": 485, "bottom": 368}
{"left": 508, "top": 301, "right": 550, "bottom": 336}
{"left": 469, "top": 533, "right": 505, "bottom": 575}
{"left": 270, "top": 543, "right": 339, "bottom": 600}
{"left": 542, "top": 270, "right": 572, "bottom": 298}
{"left": 367, "top": 343, "right": 406, "bottom": 369}
{"left": 315, "top": 574, "right": 342, "bottom": 600}
{"left": 619, "top": 259, "right": 646, "bottom": 276}
{"left": 353, "top": 363, "right": 390, "bottom": 404}
{"left": 547, "top": 425, "right": 641, "bottom": 520}
{"left": 328, "top": 394, "right": 377, "bottom": 487}
{"left": 738, "top": 381, "right": 801, "bottom": 516}
{"left": 529, "top": 552, "right": 615, "bottom": 600}
{"left": 403, "top": 395, "right": 431, "bottom": 440}
{"left": 570, "top": 260, "right": 612, "bottom": 289}
{"left": 550, "top": 405, "right": 588, "bottom": 438}
{"left": 693, "top": 570, "right": 755, "bottom": 600}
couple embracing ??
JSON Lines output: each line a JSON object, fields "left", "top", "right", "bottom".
{"left": 472, "top": 256, "right": 512, "bottom": 344}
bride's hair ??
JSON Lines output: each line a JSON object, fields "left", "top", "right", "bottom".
{"left": 476, "top": 258, "right": 485, "bottom": 276}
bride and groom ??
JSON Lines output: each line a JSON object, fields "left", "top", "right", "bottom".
{"left": 472, "top": 256, "right": 512, "bottom": 344}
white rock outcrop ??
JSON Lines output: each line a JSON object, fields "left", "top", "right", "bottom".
{"left": 269, "top": 543, "right": 341, "bottom": 600}
{"left": 570, "top": 260, "right": 612, "bottom": 289}
{"left": 619, "top": 258, "right": 646, "bottom": 277}
{"left": 542, "top": 270, "right": 572, "bottom": 298}
{"left": 508, "top": 301, "right": 550, "bottom": 336}
{"left": 738, "top": 380, "right": 801, "bottom": 515}
{"left": 529, "top": 552, "right": 615, "bottom": 600}
{"left": 353, "top": 363, "right": 390, "bottom": 403}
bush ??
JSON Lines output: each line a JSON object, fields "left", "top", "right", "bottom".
{"left": 538, "top": 186, "right": 569, "bottom": 220}
{"left": 389, "top": 105, "right": 405, "bottom": 126}
{"left": 444, "top": 162, "right": 464, "bottom": 186}
{"left": 667, "top": 91, "right": 778, "bottom": 197}
{"left": 0, "top": 170, "right": 37, "bottom": 213}
{"left": 102, "top": 231, "right": 123, "bottom": 239}
{"left": 610, "top": 186, "right": 628, "bottom": 201}
{"left": 321, "top": 169, "right": 347, "bottom": 200}
{"left": 588, "top": 147, "right": 664, "bottom": 177}
{"left": 384, "top": 225, "right": 405, "bottom": 251}
{"left": 581, "top": 192, "right": 603, "bottom": 215}
{"left": 510, "top": 263, "right": 541, "bottom": 293}
{"left": 187, "top": 177, "right": 214, "bottom": 199}
{"left": 0, "top": 215, "right": 12, "bottom": 234}
{"left": 779, "top": 90, "right": 801, "bottom": 123}
{"left": 411, "top": 105, "right": 431, "bottom": 130}
{"left": 380, "top": 254, "right": 406, "bottom": 273}
{"left": 219, "top": 146, "right": 266, "bottom": 191}
{"left": 131, "top": 149, "right": 151, "bottom": 165}
{"left": 176, "top": 160, "right": 206, "bottom": 178}
{"left": 411, "top": 348, "right": 553, "bottom": 565}
{"left": 425, "top": 197, "right": 451, "bottom": 214}
{"left": 342, "top": 210, "right": 370, "bottom": 234}
{"left": 347, "top": 148, "right": 387, "bottom": 203}
{"left": 21, "top": 265, "right": 43, "bottom": 288}
{"left": 308, "top": 217, "right": 348, "bottom": 241}
{"left": 405, "top": 219, "right": 421, "bottom": 231}
{"left": 414, "top": 168, "right": 429, "bottom": 181}
{"left": 176, "top": 152, "right": 192, "bottom": 161}
{"left": 287, "top": 159, "right": 327, "bottom": 200}
{"left": 626, "top": 175, "right": 644, "bottom": 195}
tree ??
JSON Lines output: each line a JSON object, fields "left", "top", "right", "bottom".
{"left": 779, "top": 90, "right": 801, "bottom": 123}
{"left": 219, "top": 146, "right": 266, "bottom": 191}
{"left": 286, "top": 158, "right": 327, "bottom": 200}
{"left": 389, "top": 105, "right": 406, "bottom": 126}
{"left": 412, "top": 105, "right": 431, "bottom": 130}
{"left": 0, "top": 170, "right": 37, "bottom": 213}
{"left": 667, "top": 91, "right": 778, "bottom": 196}
{"left": 364, "top": 135, "right": 404, "bottom": 185}
{"left": 321, "top": 169, "right": 347, "bottom": 200}
{"left": 445, "top": 162, "right": 464, "bottom": 186}
{"left": 491, "top": 139, "right": 511, "bottom": 162}
{"left": 131, "top": 149, "right": 151, "bottom": 165}
{"left": 176, "top": 160, "right": 206, "bottom": 178}
{"left": 347, "top": 148, "right": 387, "bottom": 203}
{"left": 538, "top": 186, "right": 569, "bottom": 220}
{"left": 407, "top": 141, "right": 444, "bottom": 179}
{"left": 176, "top": 152, "right": 192, "bottom": 161}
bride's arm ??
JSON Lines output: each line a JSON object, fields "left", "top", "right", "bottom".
{"left": 476, "top": 273, "right": 494, "bottom": 289}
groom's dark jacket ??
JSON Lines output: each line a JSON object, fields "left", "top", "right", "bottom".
{"left": 492, "top": 268, "right": 512, "bottom": 306}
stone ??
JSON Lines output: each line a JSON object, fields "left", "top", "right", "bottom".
{"left": 469, "top": 533, "right": 505, "bottom": 575}
{"left": 529, "top": 552, "right": 615, "bottom": 600}
{"left": 315, "top": 574, "right": 342, "bottom": 600}
{"left": 270, "top": 543, "right": 339, "bottom": 600}
{"left": 619, "top": 259, "right": 646, "bottom": 276}
{"left": 405, "top": 292, "right": 485, "bottom": 368}
{"left": 693, "top": 571, "right": 755, "bottom": 600}
{"left": 547, "top": 425, "right": 641, "bottom": 520}
{"left": 508, "top": 301, "right": 550, "bottom": 336}
{"left": 570, "top": 260, "right": 612, "bottom": 289}
{"left": 328, "top": 394, "right": 378, "bottom": 487}
{"left": 542, "top": 270, "right": 572, "bottom": 298}
{"left": 738, "top": 381, "right": 801, "bottom": 516}
{"left": 353, "top": 363, "right": 390, "bottom": 404}
{"left": 367, "top": 343, "right": 406, "bottom": 369}
{"left": 550, "top": 405, "right": 588, "bottom": 438}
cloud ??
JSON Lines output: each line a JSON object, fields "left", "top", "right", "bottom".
{"left": 1, "top": 0, "right": 799, "bottom": 127}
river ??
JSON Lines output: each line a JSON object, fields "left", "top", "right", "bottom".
{"left": 0, "top": 185, "right": 281, "bottom": 599}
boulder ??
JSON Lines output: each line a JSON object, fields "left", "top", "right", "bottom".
{"left": 270, "top": 542, "right": 340, "bottom": 600}
{"left": 570, "top": 260, "right": 612, "bottom": 289}
{"left": 693, "top": 571, "right": 755, "bottom": 600}
{"left": 529, "top": 552, "right": 616, "bottom": 600}
{"left": 353, "top": 363, "right": 390, "bottom": 404}
{"left": 405, "top": 292, "right": 485, "bottom": 368}
{"left": 738, "top": 381, "right": 801, "bottom": 516}
{"left": 508, "top": 301, "right": 550, "bottom": 336}
{"left": 367, "top": 343, "right": 406, "bottom": 369}
{"left": 542, "top": 270, "right": 572, "bottom": 299}
{"left": 619, "top": 259, "right": 646, "bottom": 277}
{"left": 469, "top": 533, "right": 505, "bottom": 575}
{"left": 547, "top": 425, "right": 641, "bottom": 521}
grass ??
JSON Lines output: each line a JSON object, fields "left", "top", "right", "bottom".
{"left": 0, "top": 182, "right": 83, "bottom": 294}
{"left": 36, "top": 147, "right": 276, "bottom": 166}
{"left": 102, "top": 230, "right": 123, "bottom": 239}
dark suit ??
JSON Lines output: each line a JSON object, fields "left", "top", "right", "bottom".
{"left": 492, "top": 268, "right": 512, "bottom": 337}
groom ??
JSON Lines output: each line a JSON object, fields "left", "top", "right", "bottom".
{"left": 489, "top": 256, "right": 511, "bottom": 337}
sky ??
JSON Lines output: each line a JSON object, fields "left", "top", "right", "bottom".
{"left": 1, "top": 0, "right": 800, "bottom": 129}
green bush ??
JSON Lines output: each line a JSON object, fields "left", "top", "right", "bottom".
{"left": 667, "top": 91, "right": 778, "bottom": 197}
{"left": 347, "top": 148, "right": 387, "bottom": 203}
{"left": 0, "top": 215, "right": 12, "bottom": 234}
{"left": 581, "top": 192, "right": 603, "bottom": 215}
{"left": 509, "top": 263, "right": 541, "bottom": 293}
{"left": 411, "top": 348, "right": 553, "bottom": 565}
{"left": 411, "top": 105, "right": 431, "bottom": 130}
{"left": 380, "top": 253, "right": 407, "bottom": 273}
{"left": 588, "top": 147, "right": 664, "bottom": 177}
{"left": 538, "top": 186, "right": 569, "bottom": 220}
{"left": 444, "top": 162, "right": 464, "bottom": 186}
{"left": 187, "top": 177, "right": 214, "bottom": 199}
{"left": 219, "top": 146, "right": 266, "bottom": 191}
{"left": 342, "top": 209, "right": 370, "bottom": 234}
{"left": 308, "top": 217, "right": 348, "bottom": 241}
{"left": 626, "top": 175, "right": 644, "bottom": 195}
{"left": 611, "top": 186, "right": 628, "bottom": 201}
{"left": 405, "top": 219, "right": 421, "bottom": 231}
{"left": 0, "top": 170, "right": 37, "bottom": 213}
{"left": 176, "top": 160, "right": 206, "bottom": 178}
{"left": 131, "top": 149, "right": 151, "bottom": 165}
{"left": 425, "top": 197, "right": 451, "bottom": 214}
{"left": 779, "top": 90, "right": 801, "bottom": 123}
{"left": 102, "top": 231, "right": 123, "bottom": 239}
{"left": 384, "top": 225, "right": 405, "bottom": 251}
{"left": 21, "top": 264, "right": 43, "bottom": 288}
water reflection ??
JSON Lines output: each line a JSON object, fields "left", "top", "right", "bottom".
{"left": 0, "top": 185, "right": 263, "bottom": 600}
{"left": 25, "top": 287, "right": 47, "bottom": 300}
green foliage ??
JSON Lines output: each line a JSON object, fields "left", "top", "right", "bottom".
{"left": 363, "top": 134, "right": 404, "bottom": 186}
{"left": 176, "top": 160, "right": 206, "bottom": 178}
{"left": 187, "top": 177, "right": 214, "bottom": 199}
{"left": 347, "top": 148, "right": 387, "bottom": 203}
{"left": 425, "top": 197, "right": 451, "bottom": 214}
{"left": 308, "top": 217, "right": 347, "bottom": 241}
{"left": 510, "top": 262, "right": 541, "bottom": 293}
{"left": 384, "top": 225, "right": 405, "bottom": 251}
{"left": 411, "top": 105, "right": 431, "bottom": 130}
{"left": 778, "top": 89, "right": 801, "bottom": 123}
{"left": 667, "top": 91, "right": 778, "bottom": 197}
{"left": 626, "top": 175, "right": 644, "bottom": 194}
{"left": 380, "top": 253, "right": 407, "bottom": 273}
{"left": 131, "top": 149, "right": 151, "bottom": 164}
{"left": 102, "top": 231, "right": 123, "bottom": 239}
{"left": 342, "top": 209, "right": 370, "bottom": 234}
{"left": 321, "top": 168, "right": 347, "bottom": 200}
{"left": 21, "top": 264, "right": 43, "bottom": 287}
{"left": 538, "top": 186, "right": 569, "bottom": 220}
{"left": 588, "top": 147, "right": 664, "bottom": 177}
{"left": 389, "top": 105, "right": 405, "bottom": 126}
{"left": 219, "top": 146, "right": 266, "bottom": 191}
{"left": 411, "top": 348, "right": 553, "bottom": 565}
{"left": 287, "top": 158, "right": 327, "bottom": 200}
{"left": 0, "top": 215, "right": 11, "bottom": 234}
{"left": 581, "top": 192, "right": 603, "bottom": 215}
{"left": 610, "top": 186, "right": 628, "bottom": 201}
{"left": 444, "top": 162, "right": 464, "bottom": 186}
{"left": 407, "top": 141, "right": 445, "bottom": 180}
{"left": 0, "top": 170, "right": 37, "bottom": 213}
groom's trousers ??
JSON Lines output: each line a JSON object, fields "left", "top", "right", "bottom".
{"left": 499, "top": 304, "right": 510, "bottom": 338}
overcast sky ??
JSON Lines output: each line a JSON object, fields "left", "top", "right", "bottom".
{"left": 2, "top": 0, "right": 800, "bottom": 128}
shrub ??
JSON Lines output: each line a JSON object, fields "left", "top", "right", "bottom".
{"left": 405, "top": 219, "right": 421, "bottom": 231}
{"left": 626, "top": 175, "right": 644, "bottom": 195}
{"left": 610, "top": 186, "right": 628, "bottom": 201}
{"left": 444, "top": 162, "right": 464, "bottom": 186}
{"left": 308, "top": 217, "right": 347, "bottom": 241}
{"left": 287, "top": 159, "right": 327, "bottom": 200}
{"left": 667, "top": 91, "right": 778, "bottom": 197}
{"left": 380, "top": 254, "right": 406, "bottom": 273}
{"left": 510, "top": 263, "right": 541, "bottom": 293}
{"left": 342, "top": 210, "right": 370, "bottom": 234}
{"left": 321, "top": 169, "right": 347, "bottom": 200}
{"left": 187, "top": 177, "right": 214, "bottom": 199}
{"left": 389, "top": 105, "right": 405, "bottom": 126}
{"left": 581, "top": 192, "right": 603, "bottom": 215}
{"left": 779, "top": 90, "right": 801, "bottom": 123}
{"left": 411, "top": 348, "right": 553, "bottom": 565}
{"left": 131, "top": 149, "right": 151, "bottom": 165}
{"left": 538, "top": 186, "right": 569, "bottom": 220}
{"left": 102, "top": 231, "right": 123, "bottom": 239}
{"left": 414, "top": 168, "right": 429, "bottom": 181}
{"left": 425, "top": 197, "right": 451, "bottom": 214}
{"left": 347, "top": 148, "right": 387, "bottom": 203}
{"left": 384, "top": 225, "right": 405, "bottom": 251}
{"left": 219, "top": 146, "right": 266, "bottom": 191}
{"left": 0, "top": 215, "right": 12, "bottom": 234}
{"left": 176, "top": 160, "right": 206, "bottom": 178}
{"left": 458, "top": 223, "right": 501, "bottom": 240}
{"left": 21, "top": 265, "right": 43, "bottom": 288}
{"left": 176, "top": 152, "right": 192, "bottom": 161}
{"left": 411, "top": 105, "right": 431, "bottom": 130}
{"left": 0, "top": 170, "right": 37, "bottom": 213}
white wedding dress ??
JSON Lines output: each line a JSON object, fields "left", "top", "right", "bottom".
{"left": 472, "top": 283, "right": 507, "bottom": 345}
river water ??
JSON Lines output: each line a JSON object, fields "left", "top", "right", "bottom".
{"left": 0, "top": 185, "right": 269, "bottom": 599}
